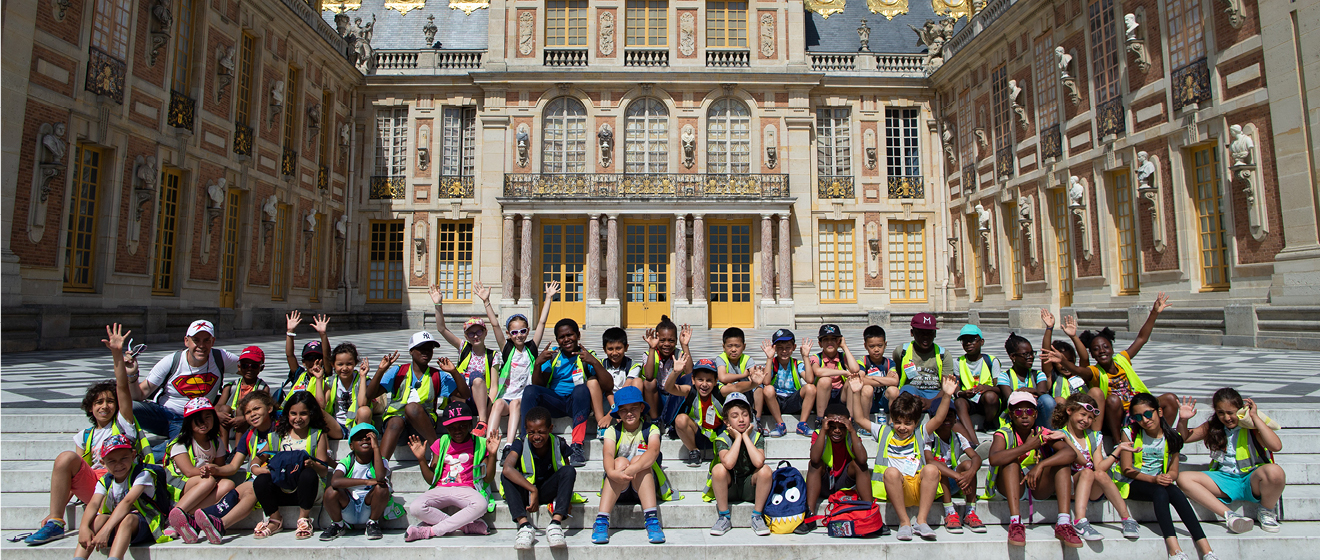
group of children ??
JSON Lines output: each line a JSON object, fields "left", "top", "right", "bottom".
{"left": 19, "top": 292, "right": 1288, "bottom": 559}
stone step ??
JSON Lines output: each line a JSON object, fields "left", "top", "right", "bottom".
{"left": 2, "top": 518, "right": 1318, "bottom": 559}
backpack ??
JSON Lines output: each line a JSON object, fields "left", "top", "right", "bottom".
{"left": 263, "top": 450, "right": 330, "bottom": 490}
{"left": 806, "top": 489, "right": 885, "bottom": 538}
{"left": 763, "top": 460, "right": 808, "bottom": 534}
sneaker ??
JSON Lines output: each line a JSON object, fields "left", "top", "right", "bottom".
{"left": 1055, "top": 523, "right": 1083, "bottom": 548}
{"left": 545, "top": 523, "right": 567, "bottom": 547}
{"left": 514, "top": 525, "right": 536, "bottom": 550}
{"left": 193, "top": 509, "right": 225, "bottom": 544}
{"left": 666, "top": 425, "right": 679, "bottom": 440}
{"left": 23, "top": 520, "right": 65, "bottom": 546}
{"left": 1122, "top": 518, "right": 1141, "bottom": 539}
{"left": 796, "top": 422, "right": 812, "bottom": 436}
{"left": 319, "top": 522, "right": 348, "bottom": 541}
{"left": 364, "top": 520, "right": 383, "bottom": 540}
{"left": 964, "top": 510, "right": 987, "bottom": 533}
{"left": 794, "top": 520, "right": 816, "bottom": 535}
{"left": 896, "top": 524, "right": 914, "bottom": 541}
{"left": 404, "top": 525, "right": 432, "bottom": 542}
{"left": 915, "top": 523, "right": 937, "bottom": 540}
{"left": 686, "top": 449, "right": 704, "bottom": 466}
{"left": 769, "top": 423, "right": 787, "bottom": 437}
{"left": 471, "top": 421, "right": 489, "bottom": 438}
{"left": 569, "top": 444, "right": 587, "bottom": 468}
{"left": 1169, "top": 553, "right": 1190, "bottom": 560}
{"left": 710, "top": 516, "right": 733, "bottom": 536}
{"left": 462, "top": 519, "right": 489, "bottom": 535}
{"left": 591, "top": 517, "right": 610, "bottom": 544}
{"left": 1259, "top": 507, "right": 1281, "bottom": 533}
{"left": 1074, "top": 519, "right": 1103, "bottom": 541}
{"left": 501, "top": 444, "right": 513, "bottom": 464}
{"left": 1225, "top": 510, "right": 1254, "bottom": 534}
{"left": 1007, "top": 520, "right": 1026, "bottom": 546}
{"left": 168, "top": 507, "right": 200, "bottom": 544}
{"left": 1203, "top": 553, "right": 1221, "bottom": 560}
{"left": 943, "top": 512, "right": 963, "bottom": 534}
{"left": 645, "top": 517, "right": 666, "bottom": 544}
{"left": 750, "top": 514, "right": 770, "bottom": 536}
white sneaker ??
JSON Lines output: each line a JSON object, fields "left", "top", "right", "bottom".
{"left": 1258, "top": 507, "right": 1281, "bottom": 533}
{"left": 545, "top": 523, "right": 567, "bottom": 548}
{"left": 1168, "top": 553, "right": 1190, "bottom": 560}
{"left": 514, "top": 525, "right": 535, "bottom": 550}
{"left": 1224, "top": 510, "right": 1254, "bottom": 534}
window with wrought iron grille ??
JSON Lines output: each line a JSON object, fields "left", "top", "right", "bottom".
{"left": 171, "top": 0, "right": 196, "bottom": 95}
{"left": 1033, "top": 34, "right": 1058, "bottom": 129}
{"left": 319, "top": 90, "right": 333, "bottom": 170}
{"left": 65, "top": 145, "right": 104, "bottom": 293}
{"left": 235, "top": 33, "right": 257, "bottom": 125}
{"left": 706, "top": 1, "right": 748, "bottom": 48}
{"left": 435, "top": 221, "right": 475, "bottom": 302}
{"left": 625, "top": 98, "right": 669, "bottom": 173}
{"left": 90, "top": 0, "right": 132, "bottom": 60}
{"left": 626, "top": 0, "right": 668, "bottom": 46}
{"left": 816, "top": 108, "right": 851, "bottom": 176}
{"left": 1166, "top": 0, "right": 1205, "bottom": 71}
{"left": 374, "top": 106, "right": 409, "bottom": 176}
{"left": 368, "top": 220, "right": 405, "bottom": 302}
{"left": 153, "top": 168, "right": 182, "bottom": 295}
{"left": 885, "top": 108, "right": 920, "bottom": 178}
{"left": 546, "top": 0, "right": 588, "bottom": 46}
{"left": 707, "top": 98, "right": 750, "bottom": 173}
{"left": 991, "top": 65, "right": 1011, "bottom": 150}
{"left": 283, "top": 65, "right": 300, "bottom": 149}
{"left": 1088, "top": 0, "right": 1120, "bottom": 105}
{"left": 542, "top": 97, "right": 587, "bottom": 173}
{"left": 442, "top": 106, "right": 476, "bottom": 176}
{"left": 958, "top": 91, "right": 974, "bottom": 163}
{"left": 887, "top": 220, "right": 926, "bottom": 302}
{"left": 818, "top": 220, "right": 856, "bottom": 302}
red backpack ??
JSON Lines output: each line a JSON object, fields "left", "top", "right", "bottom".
{"left": 806, "top": 489, "right": 885, "bottom": 538}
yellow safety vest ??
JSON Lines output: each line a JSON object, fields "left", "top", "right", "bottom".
{"left": 981, "top": 425, "right": 1044, "bottom": 499}
{"left": 870, "top": 425, "right": 936, "bottom": 501}
{"left": 97, "top": 464, "right": 171, "bottom": 543}
{"left": 605, "top": 423, "right": 677, "bottom": 501}
{"left": 1116, "top": 430, "right": 1170, "bottom": 498}
{"left": 1210, "top": 426, "right": 1272, "bottom": 475}
{"left": 384, "top": 363, "right": 440, "bottom": 419}
{"left": 1092, "top": 352, "right": 1150, "bottom": 397}
{"left": 324, "top": 373, "right": 363, "bottom": 428}
{"left": 498, "top": 433, "right": 587, "bottom": 504}
{"left": 431, "top": 434, "right": 496, "bottom": 512}
{"left": 899, "top": 343, "right": 944, "bottom": 386}
{"left": 81, "top": 420, "right": 155, "bottom": 466}
{"left": 957, "top": 354, "right": 996, "bottom": 390}
{"left": 703, "top": 430, "right": 765, "bottom": 502}
{"left": 458, "top": 342, "right": 499, "bottom": 394}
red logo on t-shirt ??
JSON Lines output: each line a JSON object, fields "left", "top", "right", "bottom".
{"left": 172, "top": 372, "right": 219, "bottom": 398}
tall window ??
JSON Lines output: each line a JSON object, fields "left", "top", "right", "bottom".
{"left": 171, "top": 0, "right": 197, "bottom": 96}
{"left": 991, "top": 65, "right": 1011, "bottom": 150}
{"left": 374, "top": 107, "right": 408, "bottom": 176}
{"left": 1088, "top": 0, "right": 1120, "bottom": 105}
{"left": 958, "top": 92, "right": 974, "bottom": 164}
{"left": 706, "top": 1, "right": 748, "bottom": 47}
{"left": 319, "top": 90, "right": 333, "bottom": 168}
{"left": 542, "top": 97, "right": 588, "bottom": 173}
{"left": 624, "top": 98, "right": 669, "bottom": 173}
{"left": 707, "top": 99, "right": 750, "bottom": 173}
{"left": 1191, "top": 146, "right": 1229, "bottom": 290}
{"left": 236, "top": 33, "right": 257, "bottom": 125}
{"left": 818, "top": 221, "right": 855, "bottom": 303}
{"left": 546, "top": 0, "right": 588, "bottom": 46}
{"left": 887, "top": 221, "right": 927, "bottom": 302}
{"left": 1113, "top": 172, "right": 1139, "bottom": 294}
{"left": 271, "top": 205, "right": 289, "bottom": 301}
{"left": 64, "top": 145, "right": 104, "bottom": 292}
{"left": 283, "top": 66, "right": 300, "bottom": 150}
{"left": 1006, "top": 202, "right": 1023, "bottom": 300}
{"left": 90, "top": 0, "right": 132, "bottom": 60}
{"left": 885, "top": 107, "right": 920, "bottom": 178}
{"left": 816, "top": 108, "right": 851, "bottom": 176}
{"left": 368, "top": 220, "right": 405, "bottom": 302}
{"left": 1033, "top": 34, "right": 1058, "bottom": 129}
{"left": 626, "top": 0, "right": 668, "bottom": 46}
{"left": 219, "top": 190, "right": 241, "bottom": 308}
{"left": 152, "top": 168, "right": 182, "bottom": 295}
{"left": 308, "top": 214, "right": 323, "bottom": 303}
{"left": 969, "top": 217, "right": 983, "bottom": 302}
{"left": 441, "top": 106, "right": 476, "bottom": 176}
{"left": 1051, "top": 190, "right": 1074, "bottom": 307}
{"left": 435, "top": 221, "right": 474, "bottom": 301}
{"left": 1166, "top": 0, "right": 1205, "bottom": 71}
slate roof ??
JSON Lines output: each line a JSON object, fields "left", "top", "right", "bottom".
{"left": 320, "top": 0, "right": 489, "bottom": 51}
{"left": 804, "top": 3, "right": 964, "bottom": 53}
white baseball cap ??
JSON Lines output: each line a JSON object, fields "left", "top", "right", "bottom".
{"left": 409, "top": 331, "right": 440, "bottom": 351}
{"left": 186, "top": 320, "right": 215, "bottom": 337}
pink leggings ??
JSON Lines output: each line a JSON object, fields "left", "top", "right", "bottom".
{"left": 407, "top": 486, "right": 488, "bottom": 537}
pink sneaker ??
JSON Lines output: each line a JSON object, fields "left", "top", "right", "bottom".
{"left": 405, "top": 526, "right": 433, "bottom": 542}
{"left": 462, "top": 519, "right": 489, "bottom": 535}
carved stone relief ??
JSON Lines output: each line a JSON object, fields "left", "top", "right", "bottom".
{"left": 679, "top": 12, "right": 696, "bottom": 57}
{"left": 518, "top": 11, "right": 535, "bottom": 56}
{"left": 759, "top": 13, "right": 775, "bottom": 58}
{"left": 599, "top": 11, "right": 615, "bottom": 56}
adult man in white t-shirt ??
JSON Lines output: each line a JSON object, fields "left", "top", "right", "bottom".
{"left": 130, "top": 320, "right": 240, "bottom": 447}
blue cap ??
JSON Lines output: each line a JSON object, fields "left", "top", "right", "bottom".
{"left": 610, "top": 386, "right": 649, "bottom": 418}
{"left": 692, "top": 358, "right": 718, "bottom": 375}
{"left": 347, "top": 423, "right": 379, "bottom": 441}
{"left": 772, "top": 328, "right": 795, "bottom": 343}
{"left": 958, "top": 324, "right": 985, "bottom": 340}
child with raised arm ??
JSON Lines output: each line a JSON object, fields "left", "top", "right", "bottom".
{"left": 494, "top": 282, "right": 559, "bottom": 454}
{"left": 808, "top": 324, "right": 861, "bottom": 432}
{"left": 640, "top": 317, "right": 691, "bottom": 429}
{"left": 431, "top": 281, "right": 506, "bottom": 432}
{"left": 797, "top": 401, "right": 871, "bottom": 535}
{"left": 985, "top": 392, "right": 1080, "bottom": 548}
{"left": 1043, "top": 293, "right": 1179, "bottom": 441}
{"left": 281, "top": 311, "right": 330, "bottom": 407}
{"left": 758, "top": 329, "right": 817, "bottom": 437}
{"left": 1039, "top": 310, "right": 1093, "bottom": 402}
{"left": 1050, "top": 393, "right": 1138, "bottom": 541}
{"left": 320, "top": 424, "right": 391, "bottom": 540}
{"left": 365, "top": 332, "right": 471, "bottom": 459}
{"left": 405, "top": 402, "right": 500, "bottom": 540}
{"left": 1176, "top": 388, "right": 1286, "bottom": 535}
{"left": 593, "top": 387, "right": 673, "bottom": 545}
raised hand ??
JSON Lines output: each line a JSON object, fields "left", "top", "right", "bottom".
{"left": 760, "top": 339, "right": 775, "bottom": 360}
{"left": 940, "top": 374, "right": 959, "bottom": 396}
{"left": 1040, "top": 308, "right": 1056, "bottom": 329}
{"left": 679, "top": 324, "right": 692, "bottom": 347}
{"left": 538, "top": 346, "right": 558, "bottom": 362}
{"left": 312, "top": 314, "right": 330, "bottom": 334}
{"left": 308, "top": 359, "right": 325, "bottom": 379}
{"left": 749, "top": 364, "right": 768, "bottom": 385}
{"left": 429, "top": 285, "right": 444, "bottom": 305}
{"left": 799, "top": 339, "right": 813, "bottom": 359}
{"left": 436, "top": 356, "right": 456, "bottom": 373}
{"left": 1178, "top": 397, "right": 1197, "bottom": 420}
{"left": 377, "top": 351, "right": 400, "bottom": 373}
{"left": 848, "top": 374, "right": 863, "bottom": 392}
{"left": 406, "top": 435, "right": 427, "bottom": 461}
{"left": 473, "top": 280, "right": 491, "bottom": 302}
{"left": 643, "top": 328, "right": 660, "bottom": 350}
{"left": 544, "top": 281, "right": 560, "bottom": 300}
{"left": 1039, "top": 347, "right": 1063, "bottom": 365}
{"left": 1061, "top": 315, "right": 1078, "bottom": 337}
{"left": 358, "top": 358, "right": 370, "bottom": 377}
{"left": 1152, "top": 292, "right": 1171, "bottom": 314}
{"left": 286, "top": 310, "right": 303, "bottom": 332}
{"left": 1244, "top": 398, "right": 1258, "bottom": 419}
{"left": 102, "top": 323, "right": 130, "bottom": 353}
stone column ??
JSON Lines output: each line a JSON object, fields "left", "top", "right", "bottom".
{"left": 675, "top": 215, "right": 688, "bottom": 304}
{"left": 760, "top": 213, "right": 774, "bottom": 302}
{"left": 778, "top": 212, "right": 792, "bottom": 302}
{"left": 587, "top": 214, "right": 601, "bottom": 303}
{"left": 502, "top": 214, "right": 516, "bottom": 304}
{"left": 692, "top": 214, "right": 706, "bottom": 302}
{"left": 520, "top": 214, "right": 533, "bottom": 304}
{"left": 606, "top": 214, "right": 619, "bottom": 303}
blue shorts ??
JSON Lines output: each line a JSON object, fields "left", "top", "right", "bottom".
{"left": 900, "top": 385, "right": 947, "bottom": 416}
{"left": 342, "top": 494, "right": 372, "bottom": 525}
{"left": 1206, "top": 470, "right": 1262, "bottom": 504}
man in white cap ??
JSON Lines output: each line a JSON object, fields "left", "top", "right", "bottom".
{"left": 129, "top": 320, "right": 240, "bottom": 448}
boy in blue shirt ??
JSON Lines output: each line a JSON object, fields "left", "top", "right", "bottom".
{"left": 757, "top": 329, "right": 817, "bottom": 437}
{"left": 521, "top": 318, "right": 609, "bottom": 467}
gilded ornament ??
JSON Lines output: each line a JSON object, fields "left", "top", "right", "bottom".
{"left": 805, "top": 0, "right": 847, "bottom": 19}
{"left": 866, "top": 0, "right": 908, "bottom": 20}
{"left": 449, "top": 1, "right": 489, "bottom": 15}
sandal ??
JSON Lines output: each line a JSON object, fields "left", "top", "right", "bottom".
{"left": 471, "top": 421, "right": 488, "bottom": 438}
{"left": 295, "top": 518, "right": 314, "bottom": 540}
{"left": 253, "top": 518, "right": 282, "bottom": 539}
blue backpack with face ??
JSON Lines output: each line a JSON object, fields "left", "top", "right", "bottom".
{"left": 764, "top": 460, "right": 807, "bottom": 534}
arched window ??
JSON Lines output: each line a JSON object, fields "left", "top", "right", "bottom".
{"left": 706, "top": 98, "right": 750, "bottom": 174}
{"left": 624, "top": 98, "right": 669, "bottom": 173}
{"left": 542, "top": 97, "right": 587, "bottom": 173}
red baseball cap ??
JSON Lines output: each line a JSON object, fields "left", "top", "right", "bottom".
{"left": 911, "top": 312, "right": 938, "bottom": 330}
{"left": 239, "top": 345, "right": 265, "bottom": 363}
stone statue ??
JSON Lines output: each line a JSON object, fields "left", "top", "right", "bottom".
{"left": 423, "top": 15, "right": 438, "bottom": 47}
{"left": 218, "top": 46, "right": 236, "bottom": 75}
{"left": 41, "top": 124, "right": 67, "bottom": 165}
{"left": 1017, "top": 196, "right": 1032, "bottom": 223}
{"left": 353, "top": 15, "right": 376, "bottom": 74}
{"left": 1125, "top": 13, "right": 1139, "bottom": 42}
{"left": 339, "top": 122, "right": 351, "bottom": 147}
{"left": 207, "top": 178, "right": 227, "bottom": 208}
{"left": 975, "top": 203, "right": 991, "bottom": 232}
{"left": 1068, "top": 176, "right": 1085, "bottom": 208}
{"left": 306, "top": 104, "right": 321, "bottom": 131}
{"left": 1055, "top": 46, "right": 1073, "bottom": 77}
{"left": 305, "top": 211, "right": 317, "bottom": 233}
{"left": 1008, "top": 79, "right": 1021, "bottom": 107}
{"left": 151, "top": 0, "right": 173, "bottom": 29}
{"left": 335, "top": 12, "right": 349, "bottom": 36}
{"left": 262, "top": 195, "right": 278, "bottom": 221}
{"left": 515, "top": 126, "right": 529, "bottom": 167}
{"left": 134, "top": 155, "right": 158, "bottom": 189}
{"left": 911, "top": 18, "right": 953, "bottom": 61}
{"left": 857, "top": 18, "right": 871, "bottom": 52}
{"left": 1229, "top": 124, "right": 1254, "bottom": 166}
{"left": 681, "top": 125, "right": 696, "bottom": 169}
{"left": 597, "top": 123, "right": 614, "bottom": 167}
{"left": 335, "top": 214, "right": 348, "bottom": 238}
{"left": 1136, "top": 150, "right": 1156, "bottom": 189}
{"left": 270, "top": 80, "right": 285, "bottom": 108}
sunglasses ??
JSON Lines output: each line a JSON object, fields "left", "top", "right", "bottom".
{"left": 508, "top": 328, "right": 529, "bottom": 336}
{"left": 1130, "top": 409, "right": 1157, "bottom": 421}
{"left": 1012, "top": 351, "right": 1037, "bottom": 357}
{"left": 1079, "top": 403, "right": 1101, "bottom": 416}
{"left": 126, "top": 338, "right": 146, "bottom": 358}
{"left": 1011, "top": 408, "right": 1037, "bottom": 417}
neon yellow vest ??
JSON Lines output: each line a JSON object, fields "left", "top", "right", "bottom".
{"left": 981, "top": 425, "right": 1043, "bottom": 499}
{"left": 1116, "top": 430, "right": 1170, "bottom": 498}
{"left": 957, "top": 354, "right": 996, "bottom": 390}
{"left": 899, "top": 342, "right": 944, "bottom": 386}
{"left": 605, "top": 423, "right": 677, "bottom": 501}
{"left": 97, "top": 465, "right": 171, "bottom": 543}
{"left": 431, "top": 434, "right": 496, "bottom": 512}
{"left": 1093, "top": 352, "right": 1150, "bottom": 397}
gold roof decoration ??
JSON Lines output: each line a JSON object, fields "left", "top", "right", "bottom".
{"left": 449, "top": 1, "right": 489, "bottom": 15}
{"left": 324, "top": 2, "right": 362, "bottom": 13}
{"left": 867, "top": 0, "right": 909, "bottom": 20}
{"left": 805, "top": 0, "right": 848, "bottom": 19}
{"left": 932, "top": 0, "right": 973, "bottom": 20}
{"left": 385, "top": 0, "right": 426, "bottom": 16}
